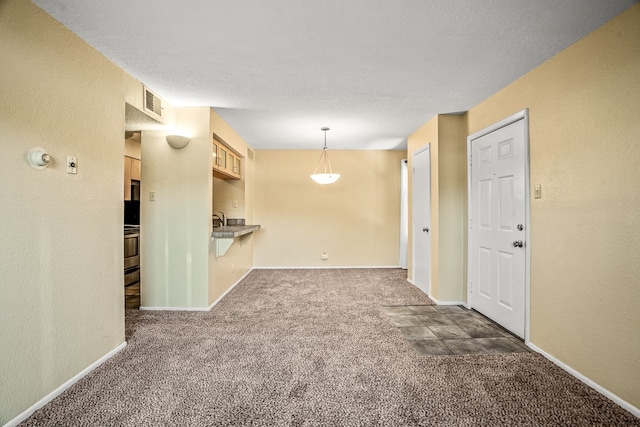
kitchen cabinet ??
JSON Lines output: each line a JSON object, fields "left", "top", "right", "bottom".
{"left": 124, "top": 156, "right": 141, "bottom": 200}
{"left": 131, "top": 157, "right": 141, "bottom": 181}
{"left": 212, "top": 133, "right": 242, "bottom": 180}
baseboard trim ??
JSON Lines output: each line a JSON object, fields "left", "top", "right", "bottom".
{"left": 5, "top": 341, "right": 127, "bottom": 427}
{"left": 139, "top": 305, "right": 212, "bottom": 311}
{"left": 139, "top": 269, "right": 255, "bottom": 312}
{"left": 254, "top": 265, "right": 401, "bottom": 269}
{"left": 206, "top": 268, "right": 254, "bottom": 311}
{"left": 430, "top": 296, "right": 466, "bottom": 306}
{"left": 527, "top": 342, "right": 640, "bottom": 418}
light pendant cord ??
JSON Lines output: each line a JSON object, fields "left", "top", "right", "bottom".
{"left": 313, "top": 128, "right": 334, "bottom": 175}
{"left": 310, "top": 127, "right": 340, "bottom": 184}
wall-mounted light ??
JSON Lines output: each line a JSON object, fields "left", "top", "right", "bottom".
{"left": 166, "top": 134, "right": 190, "bottom": 149}
{"left": 27, "top": 147, "right": 52, "bottom": 170}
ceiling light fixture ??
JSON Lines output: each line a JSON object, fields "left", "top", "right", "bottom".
{"left": 310, "top": 127, "right": 340, "bottom": 185}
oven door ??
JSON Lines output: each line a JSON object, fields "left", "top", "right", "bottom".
{"left": 124, "top": 232, "right": 139, "bottom": 270}
{"left": 124, "top": 267, "right": 140, "bottom": 287}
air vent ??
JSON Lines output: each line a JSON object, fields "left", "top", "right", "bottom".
{"left": 143, "top": 86, "right": 162, "bottom": 120}
{"left": 247, "top": 147, "right": 255, "bottom": 161}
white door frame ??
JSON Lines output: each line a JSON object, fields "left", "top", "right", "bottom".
{"left": 399, "top": 159, "right": 409, "bottom": 269}
{"left": 466, "top": 109, "right": 531, "bottom": 343}
{"left": 412, "top": 144, "right": 432, "bottom": 296}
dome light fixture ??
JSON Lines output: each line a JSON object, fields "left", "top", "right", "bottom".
{"left": 166, "top": 134, "right": 190, "bottom": 149}
{"left": 310, "top": 127, "right": 340, "bottom": 185}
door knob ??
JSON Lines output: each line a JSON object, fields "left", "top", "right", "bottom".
{"left": 513, "top": 240, "right": 524, "bottom": 248}
{"left": 422, "top": 227, "right": 429, "bottom": 233}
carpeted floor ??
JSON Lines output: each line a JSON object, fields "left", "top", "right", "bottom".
{"left": 21, "top": 268, "right": 638, "bottom": 426}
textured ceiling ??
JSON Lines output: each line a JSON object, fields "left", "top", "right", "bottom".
{"left": 33, "top": 0, "right": 637, "bottom": 149}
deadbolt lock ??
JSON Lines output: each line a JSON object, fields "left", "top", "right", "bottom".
{"left": 517, "top": 224, "right": 524, "bottom": 231}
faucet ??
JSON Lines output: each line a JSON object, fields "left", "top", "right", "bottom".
{"left": 213, "top": 211, "right": 226, "bottom": 227}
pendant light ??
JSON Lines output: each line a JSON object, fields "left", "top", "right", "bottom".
{"left": 310, "top": 127, "right": 340, "bottom": 184}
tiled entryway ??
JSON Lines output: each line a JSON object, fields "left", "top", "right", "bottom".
{"left": 382, "top": 305, "right": 530, "bottom": 355}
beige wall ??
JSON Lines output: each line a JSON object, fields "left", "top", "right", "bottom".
{"left": 0, "top": 1, "right": 126, "bottom": 422}
{"left": 466, "top": 4, "right": 640, "bottom": 408}
{"left": 407, "top": 115, "right": 467, "bottom": 303}
{"left": 254, "top": 150, "right": 405, "bottom": 267}
{"left": 209, "top": 110, "right": 256, "bottom": 304}
{"left": 140, "top": 108, "right": 212, "bottom": 308}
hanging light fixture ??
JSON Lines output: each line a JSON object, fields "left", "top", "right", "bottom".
{"left": 310, "top": 127, "right": 340, "bottom": 184}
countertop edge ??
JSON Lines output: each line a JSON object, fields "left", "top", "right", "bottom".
{"left": 211, "top": 225, "right": 260, "bottom": 239}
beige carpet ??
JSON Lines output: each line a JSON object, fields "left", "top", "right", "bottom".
{"left": 21, "top": 268, "right": 638, "bottom": 426}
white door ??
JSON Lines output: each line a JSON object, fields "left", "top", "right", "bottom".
{"left": 468, "top": 116, "right": 528, "bottom": 338}
{"left": 412, "top": 145, "right": 431, "bottom": 295}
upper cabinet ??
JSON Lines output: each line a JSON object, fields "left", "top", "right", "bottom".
{"left": 212, "top": 133, "right": 242, "bottom": 180}
{"left": 124, "top": 156, "right": 141, "bottom": 200}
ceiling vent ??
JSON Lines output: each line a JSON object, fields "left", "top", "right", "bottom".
{"left": 143, "top": 86, "right": 163, "bottom": 121}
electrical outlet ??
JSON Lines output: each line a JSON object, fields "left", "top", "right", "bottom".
{"left": 66, "top": 156, "right": 77, "bottom": 174}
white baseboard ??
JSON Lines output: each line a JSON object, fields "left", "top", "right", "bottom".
{"left": 5, "top": 342, "right": 127, "bottom": 427}
{"left": 430, "top": 296, "right": 466, "bottom": 306}
{"left": 206, "top": 268, "right": 254, "bottom": 310}
{"left": 527, "top": 342, "right": 639, "bottom": 418}
{"left": 139, "top": 305, "right": 211, "bottom": 311}
{"left": 139, "top": 269, "right": 255, "bottom": 312}
{"left": 254, "top": 265, "right": 401, "bottom": 269}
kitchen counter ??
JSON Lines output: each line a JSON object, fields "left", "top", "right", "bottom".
{"left": 211, "top": 224, "right": 260, "bottom": 257}
{"left": 211, "top": 224, "right": 260, "bottom": 239}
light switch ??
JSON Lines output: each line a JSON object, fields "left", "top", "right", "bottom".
{"left": 534, "top": 184, "right": 542, "bottom": 199}
{"left": 66, "top": 156, "right": 77, "bottom": 174}
{"left": 232, "top": 200, "right": 239, "bottom": 208}
{"left": 149, "top": 191, "right": 156, "bottom": 201}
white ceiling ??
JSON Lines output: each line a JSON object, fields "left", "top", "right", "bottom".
{"left": 34, "top": 0, "right": 636, "bottom": 150}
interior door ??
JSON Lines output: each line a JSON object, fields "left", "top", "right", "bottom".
{"left": 412, "top": 145, "right": 431, "bottom": 295}
{"left": 469, "top": 118, "right": 527, "bottom": 338}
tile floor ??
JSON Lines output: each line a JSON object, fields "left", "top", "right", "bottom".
{"left": 382, "top": 305, "right": 530, "bottom": 355}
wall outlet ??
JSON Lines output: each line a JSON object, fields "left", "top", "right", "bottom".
{"left": 321, "top": 252, "right": 329, "bottom": 260}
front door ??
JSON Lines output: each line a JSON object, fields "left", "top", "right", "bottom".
{"left": 468, "top": 115, "right": 528, "bottom": 338}
{"left": 412, "top": 145, "right": 431, "bottom": 296}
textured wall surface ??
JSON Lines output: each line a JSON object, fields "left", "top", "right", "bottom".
{"left": 0, "top": 0, "right": 126, "bottom": 422}
{"left": 140, "top": 108, "right": 211, "bottom": 309}
{"left": 467, "top": 3, "right": 640, "bottom": 408}
{"left": 253, "top": 150, "right": 406, "bottom": 267}
{"left": 209, "top": 110, "right": 256, "bottom": 305}
{"left": 407, "top": 115, "right": 467, "bottom": 303}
